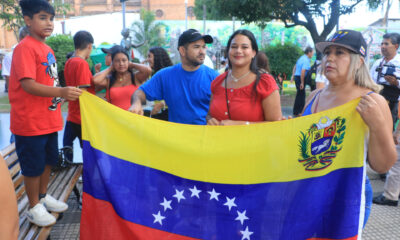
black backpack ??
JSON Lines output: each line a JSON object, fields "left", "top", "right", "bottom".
{"left": 305, "top": 62, "right": 318, "bottom": 90}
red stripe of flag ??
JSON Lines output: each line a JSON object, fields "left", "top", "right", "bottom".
{"left": 80, "top": 193, "right": 199, "bottom": 240}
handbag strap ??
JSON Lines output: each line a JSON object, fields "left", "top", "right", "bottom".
{"left": 224, "top": 74, "right": 232, "bottom": 120}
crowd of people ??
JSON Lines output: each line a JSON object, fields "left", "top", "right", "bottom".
{"left": 0, "top": 0, "right": 400, "bottom": 238}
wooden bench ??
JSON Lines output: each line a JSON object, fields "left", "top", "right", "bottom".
{"left": 1, "top": 143, "right": 83, "bottom": 240}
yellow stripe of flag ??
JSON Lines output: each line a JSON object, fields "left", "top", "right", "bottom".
{"left": 80, "top": 91, "right": 367, "bottom": 184}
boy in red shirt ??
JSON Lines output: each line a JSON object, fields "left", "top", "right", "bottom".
{"left": 9, "top": 0, "right": 82, "bottom": 227}
{"left": 63, "top": 30, "right": 95, "bottom": 162}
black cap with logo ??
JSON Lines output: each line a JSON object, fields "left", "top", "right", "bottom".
{"left": 316, "top": 30, "right": 367, "bottom": 57}
{"left": 178, "top": 29, "right": 213, "bottom": 48}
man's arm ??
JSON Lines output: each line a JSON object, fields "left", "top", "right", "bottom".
{"left": 300, "top": 69, "right": 306, "bottom": 90}
{"left": 290, "top": 65, "right": 296, "bottom": 82}
{"left": 128, "top": 89, "right": 147, "bottom": 115}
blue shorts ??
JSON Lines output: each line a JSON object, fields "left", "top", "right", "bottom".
{"left": 15, "top": 132, "right": 59, "bottom": 177}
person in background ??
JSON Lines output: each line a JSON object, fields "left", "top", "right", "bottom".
{"left": 304, "top": 29, "right": 397, "bottom": 226}
{"left": 291, "top": 47, "right": 314, "bottom": 117}
{"left": 256, "top": 51, "right": 271, "bottom": 74}
{"left": 145, "top": 46, "right": 173, "bottom": 120}
{"left": 101, "top": 45, "right": 120, "bottom": 67}
{"left": 373, "top": 103, "right": 400, "bottom": 206}
{"left": 63, "top": 30, "right": 96, "bottom": 163}
{"left": 10, "top": 0, "right": 82, "bottom": 227}
{"left": 93, "top": 45, "right": 151, "bottom": 110}
{"left": 218, "top": 59, "right": 228, "bottom": 74}
{"left": 370, "top": 33, "right": 400, "bottom": 127}
{"left": 207, "top": 29, "right": 282, "bottom": 125}
{"left": 2, "top": 26, "right": 30, "bottom": 92}
{"left": 129, "top": 29, "right": 219, "bottom": 125}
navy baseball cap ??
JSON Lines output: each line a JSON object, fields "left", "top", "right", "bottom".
{"left": 101, "top": 45, "right": 120, "bottom": 54}
{"left": 178, "top": 29, "right": 213, "bottom": 48}
{"left": 316, "top": 30, "right": 367, "bottom": 57}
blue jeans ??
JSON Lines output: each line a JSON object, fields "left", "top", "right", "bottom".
{"left": 364, "top": 176, "right": 373, "bottom": 227}
{"left": 62, "top": 121, "right": 82, "bottom": 162}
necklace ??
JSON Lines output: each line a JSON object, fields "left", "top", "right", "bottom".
{"left": 118, "top": 74, "right": 125, "bottom": 82}
{"left": 230, "top": 70, "right": 251, "bottom": 82}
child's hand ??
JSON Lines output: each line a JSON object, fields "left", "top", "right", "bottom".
{"left": 61, "top": 87, "right": 82, "bottom": 101}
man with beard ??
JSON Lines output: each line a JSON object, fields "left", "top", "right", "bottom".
{"left": 129, "top": 29, "right": 218, "bottom": 124}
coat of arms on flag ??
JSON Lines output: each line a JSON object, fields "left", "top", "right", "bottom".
{"left": 298, "top": 116, "right": 346, "bottom": 171}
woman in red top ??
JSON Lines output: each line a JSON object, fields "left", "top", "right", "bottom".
{"left": 94, "top": 45, "right": 151, "bottom": 110}
{"left": 207, "top": 30, "right": 282, "bottom": 125}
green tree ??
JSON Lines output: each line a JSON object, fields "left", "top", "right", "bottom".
{"left": 130, "top": 8, "right": 166, "bottom": 57}
{"left": 46, "top": 34, "right": 74, "bottom": 86}
{"left": 0, "top": 0, "right": 23, "bottom": 38}
{"left": 194, "top": 0, "right": 384, "bottom": 44}
{"left": 194, "top": 0, "right": 231, "bottom": 21}
{"left": 263, "top": 43, "right": 303, "bottom": 79}
{"left": 0, "top": 0, "right": 70, "bottom": 39}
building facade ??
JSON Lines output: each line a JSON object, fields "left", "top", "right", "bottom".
{"left": 0, "top": 0, "right": 195, "bottom": 49}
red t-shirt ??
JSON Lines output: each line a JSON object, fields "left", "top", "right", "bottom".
{"left": 209, "top": 72, "right": 278, "bottom": 121}
{"left": 106, "top": 84, "right": 139, "bottom": 110}
{"left": 64, "top": 57, "right": 95, "bottom": 124}
{"left": 9, "top": 36, "right": 63, "bottom": 136}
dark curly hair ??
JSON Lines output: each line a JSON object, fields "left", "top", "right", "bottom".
{"left": 149, "top": 47, "right": 173, "bottom": 74}
{"left": 19, "top": 0, "right": 55, "bottom": 18}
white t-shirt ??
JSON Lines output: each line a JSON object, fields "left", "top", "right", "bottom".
{"left": 370, "top": 53, "right": 400, "bottom": 87}
{"left": 1, "top": 52, "right": 12, "bottom": 77}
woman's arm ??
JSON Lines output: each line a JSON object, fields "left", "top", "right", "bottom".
{"left": 130, "top": 62, "right": 152, "bottom": 84}
{"left": 357, "top": 93, "right": 397, "bottom": 173}
{"left": 262, "top": 90, "right": 282, "bottom": 121}
{"left": 92, "top": 66, "right": 113, "bottom": 89}
{"left": 206, "top": 95, "right": 221, "bottom": 125}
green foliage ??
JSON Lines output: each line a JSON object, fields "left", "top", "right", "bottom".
{"left": 0, "top": 0, "right": 24, "bottom": 38}
{"left": 298, "top": 132, "right": 310, "bottom": 159}
{"left": 130, "top": 8, "right": 166, "bottom": 57}
{"left": 0, "top": 0, "right": 70, "bottom": 39}
{"left": 193, "top": 0, "right": 383, "bottom": 44}
{"left": 263, "top": 43, "right": 303, "bottom": 79}
{"left": 46, "top": 34, "right": 74, "bottom": 85}
{"left": 194, "top": 0, "right": 231, "bottom": 21}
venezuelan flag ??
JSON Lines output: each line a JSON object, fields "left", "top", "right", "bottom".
{"left": 79, "top": 92, "right": 367, "bottom": 240}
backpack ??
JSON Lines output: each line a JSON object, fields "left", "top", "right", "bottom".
{"left": 305, "top": 62, "right": 318, "bottom": 89}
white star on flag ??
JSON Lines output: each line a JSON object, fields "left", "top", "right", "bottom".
{"left": 235, "top": 210, "right": 249, "bottom": 225}
{"left": 152, "top": 211, "right": 166, "bottom": 225}
{"left": 240, "top": 226, "right": 254, "bottom": 240}
{"left": 223, "top": 196, "right": 237, "bottom": 211}
{"left": 160, "top": 197, "right": 172, "bottom": 211}
{"left": 189, "top": 185, "right": 202, "bottom": 198}
{"left": 173, "top": 189, "right": 186, "bottom": 203}
{"left": 207, "top": 188, "right": 221, "bottom": 201}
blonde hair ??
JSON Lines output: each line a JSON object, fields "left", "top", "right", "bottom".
{"left": 349, "top": 53, "right": 382, "bottom": 93}
{"left": 320, "top": 51, "right": 382, "bottom": 93}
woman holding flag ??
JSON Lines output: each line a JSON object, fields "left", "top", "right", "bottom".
{"left": 206, "top": 29, "right": 282, "bottom": 125}
{"left": 303, "top": 30, "right": 397, "bottom": 226}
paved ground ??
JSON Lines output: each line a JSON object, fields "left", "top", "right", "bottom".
{"left": 1, "top": 79, "right": 399, "bottom": 239}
